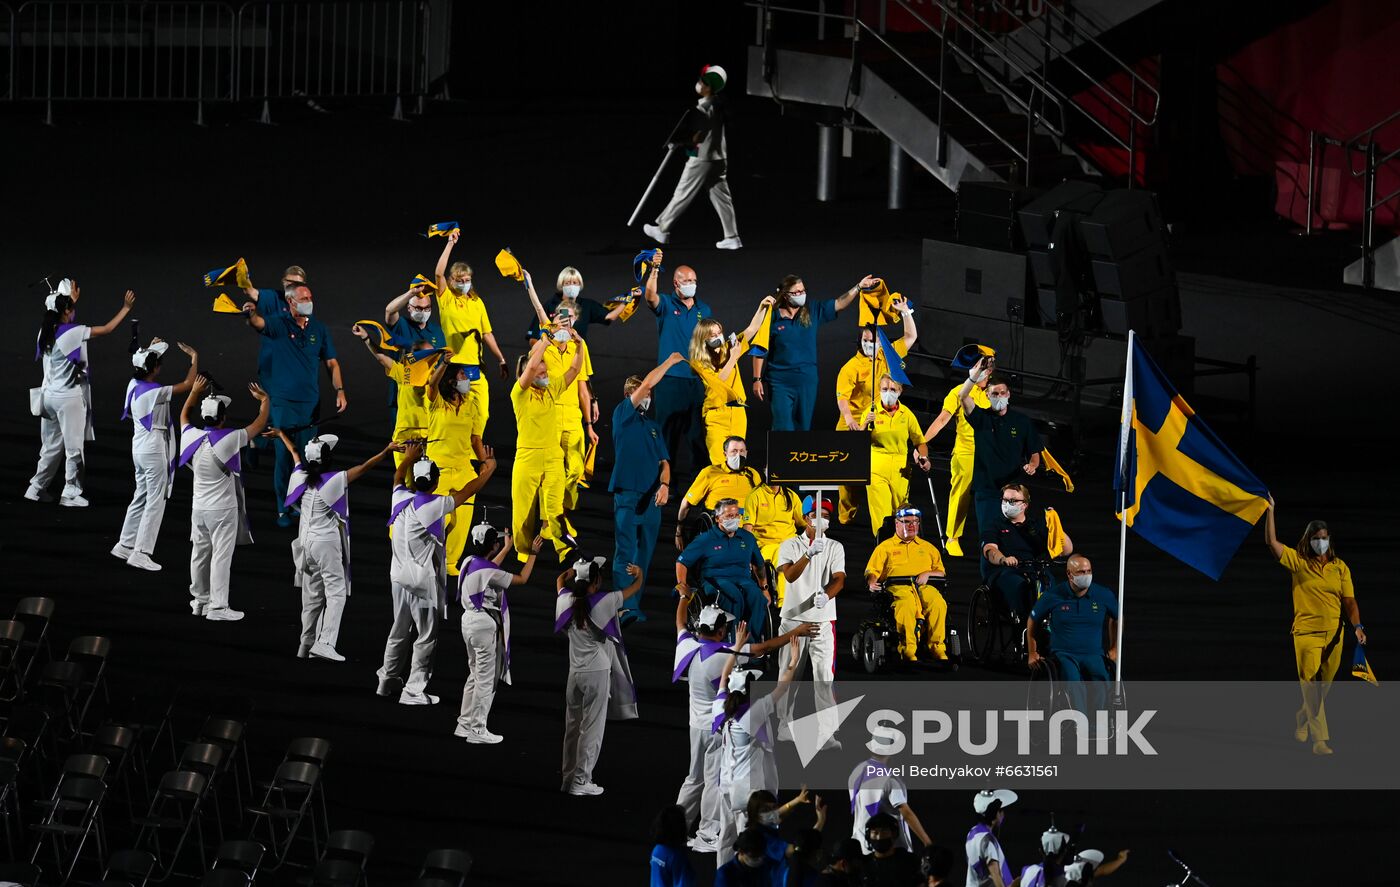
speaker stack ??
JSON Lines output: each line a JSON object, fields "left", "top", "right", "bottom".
{"left": 1018, "top": 180, "right": 1102, "bottom": 329}
{"left": 1077, "top": 190, "right": 1182, "bottom": 339}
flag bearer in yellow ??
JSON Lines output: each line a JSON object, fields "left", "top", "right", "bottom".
{"left": 864, "top": 506, "right": 948, "bottom": 662}
{"left": 921, "top": 344, "right": 995, "bottom": 556}
{"left": 434, "top": 230, "right": 510, "bottom": 439}
{"left": 511, "top": 334, "right": 585, "bottom": 563}
{"left": 425, "top": 354, "right": 485, "bottom": 577}
{"left": 688, "top": 295, "right": 776, "bottom": 464}
{"left": 834, "top": 294, "right": 917, "bottom": 526}
{"left": 1263, "top": 498, "right": 1368, "bottom": 756}
{"left": 859, "top": 375, "right": 932, "bottom": 538}
{"left": 523, "top": 272, "right": 597, "bottom": 516}
{"left": 742, "top": 473, "right": 805, "bottom": 606}
{"left": 351, "top": 325, "right": 436, "bottom": 468}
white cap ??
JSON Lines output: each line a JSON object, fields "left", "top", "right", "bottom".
{"left": 727, "top": 667, "right": 762, "bottom": 694}
{"left": 56, "top": 278, "right": 74, "bottom": 297}
{"left": 1075, "top": 849, "right": 1104, "bottom": 867}
{"left": 972, "top": 789, "right": 1018, "bottom": 814}
{"left": 1064, "top": 860, "right": 1093, "bottom": 883}
{"left": 469, "top": 522, "right": 496, "bottom": 545}
{"left": 696, "top": 604, "right": 726, "bottom": 631}
{"left": 571, "top": 555, "right": 607, "bottom": 583}
{"left": 411, "top": 458, "right": 436, "bottom": 482}
{"left": 1040, "top": 827, "right": 1070, "bottom": 855}
{"left": 200, "top": 394, "right": 232, "bottom": 420}
{"left": 132, "top": 341, "right": 169, "bottom": 368}
{"left": 303, "top": 434, "right": 339, "bottom": 463}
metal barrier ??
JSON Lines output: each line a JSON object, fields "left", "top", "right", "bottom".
{"left": 1345, "top": 108, "right": 1400, "bottom": 290}
{"left": 2, "top": 0, "right": 435, "bottom": 123}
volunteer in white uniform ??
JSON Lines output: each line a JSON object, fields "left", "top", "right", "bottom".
{"left": 556, "top": 556, "right": 644, "bottom": 797}
{"left": 848, "top": 752, "right": 932, "bottom": 854}
{"left": 712, "top": 633, "right": 801, "bottom": 867}
{"left": 275, "top": 430, "right": 399, "bottom": 662}
{"left": 179, "top": 377, "right": 269, "bottom": 622}
{"left": 377, "top": 441, "right": 497, "bottom": 705}
{"left": 455, "top": 523, "right": 544, "bottom": 744}
{"left": 775, "top": 495, "right": 846, "bottom": 746}
{"left": 966, "top": 789, "right": 1017, "bottom": 887}
{"left": 672, "top": 600, "right": 815, "bottom": 853}
{"left": 28, "top": 282, "right": 134, "bottom": 507}
{"left": 115, "top": 338, "right": 198, "bottom": 570}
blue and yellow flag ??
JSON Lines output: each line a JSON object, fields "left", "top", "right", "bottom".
{"left": 857, "top": 278, "right": 903, "bottom": 326}
{"left": 355, "top": 320, "right": 402, "bottom": 353}
{"left": 604, "top": 286, "right": 642, "bottom": 323}
{"left": 875, "top": 327, "right": 910, "bottom": 386}
{"left": 212, "top": 293, "right": 243, "bottom": 314}
{"left": 426, "top": 221, "right": 460, "bottom": 238}
{"left": 750, "top": 303, "right": 773, "bottom": 355}
{"left": 1114, "top": 334, "right": 1269, "bottom": 579}
{"left": 204, "top": 258, "right": 247, "bottom": 288}
{"left": 1353, "top": 646, "right": 1378, "bottom": 685}
{"left": 410, "top": 273, "right": 437, "bottom": 293}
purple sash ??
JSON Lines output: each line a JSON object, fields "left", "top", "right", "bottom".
{"left": 461, "top": 557, "right": 512, "bottom": 684}
{"left": 849, "top": 758, "right": 894, "bottom": 817}
{"left": 387, "top": 487, "right": 448, "bottom": 541}
{"left": 672, "top": 632, "right": 729, "bottom": 683}
{"left": 554, "top": 589, "right": 637, "bottom": 719}
{"left": 966, "top": 824, "right": 1012, "bottom": 886}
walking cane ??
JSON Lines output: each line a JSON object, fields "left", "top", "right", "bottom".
{"left": 924, "top": 474, "right": 947, "bottom": 550}
{"left": 626, "top": 111, "right": 692, "bottom": 227}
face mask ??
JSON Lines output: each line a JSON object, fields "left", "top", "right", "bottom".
{"left": 990, "top": 395, "right": 1010, "bottom": 411}
{"left": 454, "top": 380, "right": 472, "bottom": 394}
{"left": 562, "top": 284, "right": 581, "bottom": 299}
{"left": 809, "top": 517, "right": 829, "bottom": 533}
{"left": 1071, "top": 573, "right": 1093, "bottom": 590}
{"left": 1001, "top": 500, "right": 1025, "bottom": 519}
{"left": 294, "top": 301, "right": 314, "bottom": 317}
{"left": 552, "top": 327, "right": 570, "bottom": 343}
{"left": 409, "top": 309, "right": 431, "bottom": 324}
{"left": 739, "top": 855, "right": 763, "bottom": 869}
{"left": 720, "top": 518, "right": 741, "bottom": 533}
{"left": 726, "top": 453, "right": 745, "bottom": 471}
{"left": 639, "top": 396, "right": 652, "bottom": 412}
{"left": 452, "top": 281, "right": 469, "bottom": 294}
{"left": 679, "top": 282, "right": 698, "bottom": 298}
{"left": 870, "top": 837, "right": 894, "bottom": 854}
{"left": 861, "top": 340, "right": 875, "bottom": 357}
{"left": 788, "top": 294, "right": 807, "bottom": 308}
{"left": 533, "top": 376, "right": 550, "bottom": 388}
{"left": 880, "top": 390, "right": 899, "bottom": 408}
{"left": 706, "top": 336, "right": 723, "bottom": 350}
{"left": 1311, "top": 538, "right": 1330, "bottom": 556}
{"left": 759, "top": 810, "right": 781, "bottom": 827}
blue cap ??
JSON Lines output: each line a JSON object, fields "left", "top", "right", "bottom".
{"left": 895, "top": 506, "right": 922, "bottom": 519}
{"left": 951, "top": 343, "right": 996, "bottom": 371}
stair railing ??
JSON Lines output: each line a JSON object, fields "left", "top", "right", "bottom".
{"left": 1345, "top": 108, "right": 1400, "bottom": 290}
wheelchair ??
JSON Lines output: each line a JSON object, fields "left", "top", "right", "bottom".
{"left": 1023, "top": 614, "right": 1124, "bottom": 749}
{"left": 677, "top": 511, "right": 780, "bottom": 643}
{"left": 964, "top": 557, "right": 1059, "bottom": 670}
{"left": 849, "top": 575, "right": 954, "bottom": 674}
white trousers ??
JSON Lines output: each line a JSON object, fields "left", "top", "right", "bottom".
{"left": 655, "top": 158, "right": 739, "bottom": 238}
{"left": 457, "top": 609, "right": 498, "bottom": 732}
{"left": 676, "top": 726, "right": 723, "bottom": 842}
{"left": 715, "top": 786, "right": 750, "bottom": 869}
{"left": 778, "top": 617, "right": 839, "bottom": 735}
{"left": 561, "top": 668, "right": 609, "bottom": 789}
{"left": 190, "top": 507, "right": 238, "bottom": 610}
{"left": 117, "top": 446, "right": 169, "bottom": 555}
{"left": 376, "top": 583, "right": 439, "bottom": 696}
{"left": 299, "top": 537, "right": 347, "bottom": 649}
{"left": 30, "top": 391, "right": 86, "bottom": 497}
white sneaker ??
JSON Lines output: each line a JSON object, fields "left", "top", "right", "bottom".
{"left": 462, "top": 728, "right": 503, "bottom": 745}
{"left": 127, "top": 552, "right": 162, "bottom": 572}
{"left": 376, "top": 677, "right": 404, "bottom": 697}
{"left": 642, "top": 223, "right": 669, "bottom": 244}
{"left": 309, "top": 642, "right": 345, "bottom": 662}
{"left": 24, "top": 486, "right": 53, "bottom": 503}
{"left": 205, "top": 608, "right": 245, "bottom": 622}
{"left": 398, "top": 691, "right": 439, "bottom": 706}
{"left": 567, "top": 780, "right": 604, "bottom": 796}
{"left": 190, "top": 600, "right": 208, "bottom": 617}
{"left": 715, "top": 236, "right": 743, "bottom": 250}
{"left": 687, "top": 836, "right": 719, "bottom": 853}
{"left": 60, "top": 493, "right": 89, "bottom": 508}
{"left": 297, "top": 644, "right": 311, "bottom": 659}
{"left": 111, "top": 543, "right": 133, "bottom": 560}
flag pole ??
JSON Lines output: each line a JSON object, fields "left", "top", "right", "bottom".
{"left": 1114, "top": 329, "right": 1135, "bottom": 689}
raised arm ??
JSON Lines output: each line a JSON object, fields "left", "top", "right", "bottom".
{"left": 892, "top": 294, "right": 918, "bottom": 351}
{"left": 833, "top": 275, "right": 876, "bottom": 314}
{"left": 434, "top": 230, "right": 458, "bottom": 291}
{"left": 395, "top": 441, "right": 423, "bottom": 487}
{"left": 643, "top": 249, "right": 663, "bottom": 310}
{"left": 181, "top": 375, "right": 209, "bottom": 428}
{"left": 89, "top": 290, "right": 136, "bottom": 337}
{"left": 383, "top": 286, "right": 418, "bottom": 326}
{"left": 511, "top": 536, "right": 544, "bottom": 584}
{"left": 517, "top": 338, "right": 549, "bottom": 392}
{"left": 351, "top": 324, "right": 397, "bottom": 370}
{"left": 562, "top": 330, "right": 586, "bottom": 387}
{"left": 1263, "top": 495, "right": 1285, "bottom": 560}
{"left": 740, "top": 295, "right": 776, "bottom": 341}
{"left": 632, "top": 353, "right": 685, "bottom": 406}
{"left": 959, "top": 357, "right": 988, "bottom": 416}
{"left": 265, "top": 427, "right": 301, "bottom": 464}
{"left": 244, "top": 384, "right": 271, "bottom": 438}
{"left": 522, "top": 270, "right": 551, "bottom": 329}
{"left": 425, "top": 351, "right": 454, "bottom": 403}
{"left": 241, "top": 299, "right": 268, "bottom": 332}
{"left": 448, "top": 446, "right": 497, "bottom": 507}
{"left": 171, "top": 342, "right": 200, "bottom": 395}
{"left": 620, "top": 563, "right": 645, "bottom": 601}
{"left": 346, "top": 441, "right": 400, "bottom": 484}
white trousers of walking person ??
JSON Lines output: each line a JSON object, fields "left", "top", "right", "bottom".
{"left": 117, "top": 447, "right": 169, "bottom": 557}
{"left": 676, "top": 726, "right": 724, "bottom": 844}
{"left": 30, "top": 390, "right": 87, "bottom": 500}
{"left": 297, "top": 538, "right": 347, "bottom": 652}
{"left": 655, "top": 158, "right": 739, "bottom": 241}
{"left": 457, "top": 609, "right": 499, "bottom": 733}
{"left": 190, "top": 507, "right": 238, "bottom": 613}
{"left": 561, "top": 668, "right": 610, "bottom": 790}
{"left": 376, "top": 583, "right": 439, "bottom": 698}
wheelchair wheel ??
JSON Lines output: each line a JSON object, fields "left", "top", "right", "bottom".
{"left": 966, "top": 585, "right": 997, "bottom": 665}
{"left": 858, "top": 625, "right": 884, "bottom": 674}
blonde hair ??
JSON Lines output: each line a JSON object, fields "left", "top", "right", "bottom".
{"left": 877, "top": 373, "right": 903, "bottom": 392}
{"left": 283, "top": 265, "right": 307, "bottom": 283}
{"left": 556, "top": 266, "right": 583, "bottom": 292}
{"left": 689, "top": 318, "right": 726, "bottom": 367}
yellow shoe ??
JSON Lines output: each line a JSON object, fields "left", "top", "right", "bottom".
{"left": 1294, "top": 726, "right": 1308, "bottom": 743}
{"left": 945, "top": 538, "right": 964, "bottom": 558}
{"left": 1311, "top": 741, "right": 1333, "bottom": 756}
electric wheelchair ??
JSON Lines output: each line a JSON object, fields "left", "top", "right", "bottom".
{"left": 849, "top": 575, "right": 957, "bottom": 674}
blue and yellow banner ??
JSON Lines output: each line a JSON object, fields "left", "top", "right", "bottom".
{"left": 1353, "top": 646, "right": 1378, "bottom": 685}
{"left": 204, "top": 258, "right": 247, "bottom": 288}
{"left": 1114, "top": 334, "right": 1269, "bottom": 579}
{"left": 875, "top": 327, "right": 910, "bottom": 386}
{"left": 426, "top": 221, "right": 460, "bottom": 238}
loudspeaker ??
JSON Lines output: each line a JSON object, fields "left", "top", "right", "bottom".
{"left": 958, "top": 211, "right": 1020, "bottom": 252}
{"left": 921, "top": 239, "right": 1028, "bottom": 319}
{"left": 1078, "top": 189, "right": 1167, "bottom": 259}
{"left": 1098, "top": 286, "right": 1181, "bottom": 338}
{"left": 1017, "top": 180, "right": 1102, "bottom": 248}
{"left": 959, "top": 181, "right": 1027, "bottom": 217}
{"left": 1091, "top": 246, "right": 1173, "bottom": 297}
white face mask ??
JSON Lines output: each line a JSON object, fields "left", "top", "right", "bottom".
{"left": 759, "top": 810, "right": 781, "bottom": 827}
{"left": 880, "top": 390, "right": 899, "bottom": 408}
{"left": 639, "top": 396, "right": 652, "bottom": 412}
{"left": 678, "top": 282, "right": 698, "bottom": 298}
{"left": 809, "top": 517, "right": 829, "bottom": 533}
{"left": 1001, "top": 500, "right": 1026, "bottom": 519}
{"left": 1071, "top": 573, "right": 1093, "bottom": 590}
{"left": 533, "top": 376, "right": 550, "bottom": 388}
{"left": 454, "top": 379, "right": 471, "bottom": 394}
{"left": 409, "top": 308, "right": 431, "bottom": 324}
{"left": 990, "top": 395, "right": 1010, "bottom": 411}
{"left": 562, "top": 284, "right": 581, "bottom": 299}
{"left": 294, "top": 301, "right": 314, "bottom": 317}
{"left": 452, "top": 281, "right": 470, "bottom": 294}
{"left": 861, "top": 340, "right": 875, "bottom": 357}
{"left": 720, "top": 517, "right": 741, "bottom": 533}
{"left": 1311, "top": 538, "right": 1330, "bottom": 555}
{"left": 788, "top": 294, "right": 807, "bottom": 308}
{"left": 552, "top": 327, "right": 570, "bottom": 343}
{"left": 725, "top": 453, "right": 745, "bottom": 471}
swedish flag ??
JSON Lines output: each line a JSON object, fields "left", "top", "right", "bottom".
{"left": 426, "top": 221, "right": 460, "bottom": 238}
{"left": 1114, "top": 334, "right": 1269, "bottom": 579}
{"left": 1353, "top": 646, "right": 1378, "bottom": 685}
{"left": 203, "top": 258, "right": 246, "bottom": 288}
{"left": 875, "top": 327, "right": 910, "bottom": 386}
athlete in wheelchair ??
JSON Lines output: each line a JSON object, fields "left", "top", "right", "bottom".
{"left": 967, "top": 483, "right": 1072, "bottom": 666}
{"left": 858, "top": 505, "right": 949, "bottom": 668}
{"left": 676, "top": 498, "right": 775, "bottom": 640}
{"left": 1026, "top": 554, "right": 1119, "bottom": 721}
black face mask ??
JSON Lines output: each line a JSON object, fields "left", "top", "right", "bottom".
{"left": 870, "top": 837, "right": 894, "bottom": 854}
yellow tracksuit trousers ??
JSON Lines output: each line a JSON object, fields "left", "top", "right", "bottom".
{"left": 945, "top": 448, "right": 974, "bottom": 557}
{"left": 866, "top": 452, "right": 910, "bottom": 537}
{"left": 1293, "top": 627, "right": 1343, "bottom": 742}
{"left": 512, "top": 446, "right": 571, "bottom": 563}
{"left": 703, "top": 405, "right": 746, "bottom": 466}
{"left": 890, "top": 583, "right": 947, "bottom": 661}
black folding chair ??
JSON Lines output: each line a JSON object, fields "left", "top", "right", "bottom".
{"left": 321, "top": 829, "right": 373, "bottom": 887}
{"left": 28, "top": 774, "right": 107, "bottom": 884}
{"left": 0, "top": 861, "right": 43, "bottom": 887}
{"left": 246, "top": 761, "right": 321, "bottom": 870}
{"left": 418, "top": 849, "right": 473, "bottom": 887}
{"left": 196, "top": 718, "right": 251, "bottom": 824}
{"left": 210, "top": 838, "right": 264, "bottom": 882}
{"left": 102, "top": 848, "right": 157, "bottom": 887}
{"left": 36, "top": 661, "right": 87, "bottom": 741}
{"left": 90, "top": 724, "right": 143, "bottom": 820}
{"left": 11, "top": 597, "right": 55, "bottom": 688}
{"left": 133, "top": 770, "right": 208, "bottom": 882}
{"left": 0, "top": 620, "right": 26, "bottom": 703}
{"left": 64, "top": 636, "right": 112, "bottom": 738}
{"left": 176, "top": 742, "right": 226, "bottom": 843}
